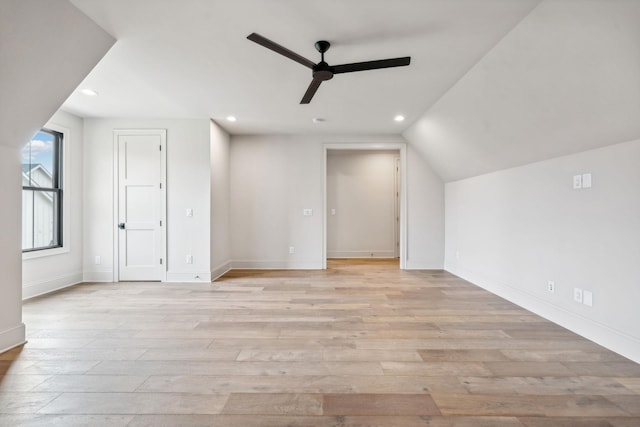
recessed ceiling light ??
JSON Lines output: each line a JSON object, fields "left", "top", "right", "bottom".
{"left": 81, "top": 89, "right": 98, "bottom": 96}
{"left": 312, "top": 117, "right": 326, "bottom": 124}
{"left": 226, "top": 116, "right": 237, "bottom": 122}
{"left": 394, "top": 115, "right": 405, "bottom": 122}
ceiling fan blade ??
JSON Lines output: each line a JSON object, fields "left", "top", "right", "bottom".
{"left": 300, "top": 78, "right": 322, "bottom": 104}
{"left": 247, "top": 33, "right": 316, "bottom": 69}
{"left": 332, "top": 57, "right": 411, "bottom": 74}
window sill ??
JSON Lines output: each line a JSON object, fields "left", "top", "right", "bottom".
{"left": 22, "top": 246, "right": 70, "bottom": 261}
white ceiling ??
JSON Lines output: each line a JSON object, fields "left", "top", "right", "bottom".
{"left": 64, "top": 0, "right": 540, "bottom": 135}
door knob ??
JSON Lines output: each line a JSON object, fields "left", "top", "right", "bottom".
{"left": 118, "top": 223, "right": 125, "bottom": 229}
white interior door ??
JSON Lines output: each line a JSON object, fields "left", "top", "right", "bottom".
{"left": 116, "top": 130, "right": 166, "bottom": 281}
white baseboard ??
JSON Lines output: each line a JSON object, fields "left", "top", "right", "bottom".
{"left": 448, "top": 265, "right": 640, "bottom": 364}
{"left": 165, "top": 271, "right": 212, "bottom": 283}
{"left": 327, "top": 251, "right": 396, "bottom": 258}
{"left": 211, "top": 261, "right": 232, "bottom": 281}
{"left": 23, "top": 272, "right": 83, "bottom": 300}
{"left": 0, "top": 323, "right": 26, "bottom": 355}
{"left": 232, "top": 260, "right": 321, "bottom": 270}
{"left": 83, "top": 271, "right": 114, "bottom": 283}
{"left": 405, "top": 259, "right": 445, "bottom": 270}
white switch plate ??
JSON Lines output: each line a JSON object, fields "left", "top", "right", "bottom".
{"left": 186, "top": 208, "right": 193, "bottom": 217}
{"left": 95, "top": 256, "right": 101, "bottom": 265}
{"left": 573, "top": 175, "right": 582, "bottom": 189}
{"left": 289, "top": 246, "right": 295, "bottom": 254}
{"left": 186, "top": 254, "right": 193, "bottom": 264}
{"left": 574, "top": 287, "right": 583, "bottom": 303}
{"left": 303, "top": 209, "right": 313, "bottom": 216}
{"left": 583, "top": 290, "right": 593, "bottom": 307}
{"left": 331, "top": 209, "right": 336, "bottom": 215}
{"left": 582, "top": 173, "right": 592, "bottom": 189}
{"left": 548, "top": 281, "right": 555, "bottom": 293}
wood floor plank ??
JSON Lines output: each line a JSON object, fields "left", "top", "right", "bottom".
{"left": 36, "top": 392, "right": 229, "bottom": 415}
{"left": 126, "top": 414, "right": 525, "bottom": 427}
{"left": 0, "top": 258, "right": 635, "bottom": 424}
{"left": 222, "top": 393, "right": 323, "bottom": 415}
{"left": 323, "top": 393, "right": 441, "bottom": 416}
{"left": 431, "top": 393, "right": 629, "bottom": 417}
{"left": 0, "top": 414, "right": 134, "bottom": 426}
{"left": 460, "top": 376, "right": 634, "bottom": 395}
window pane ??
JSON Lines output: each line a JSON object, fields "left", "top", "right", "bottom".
{"left": 21, "top": 131, "right": 55, "bottom": 188}
{"left": 22, "top": 189, "right": 60, "bottom": 250}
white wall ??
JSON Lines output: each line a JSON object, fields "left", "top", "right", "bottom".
{"left": 230, "top": 135, "right": 323, "bottom": 269}
{"left": 83, "top": 118, "right": 212, "bottom": 282}
{"left": 0, "top": 145, "right": 24, "bottom": 352}
{"left": 406, "top": 143, "right": 445, "bottom": 269}
{"left": 327, "top": 150, "right": 398, "bottom": 258}
{"left": 0, "top": 0, "right": 114, "bottom": 353}
{"left": 23, "top": 110, "right": 85, "bottom": 298}
{"left": 210, "top": 120, "right": 231, "bottom": 279}
{"left": 445, "top": 139, "right": 640, "bottom": 362}
{"left": 230, "top": 134, "right": 444, "bottom": 270}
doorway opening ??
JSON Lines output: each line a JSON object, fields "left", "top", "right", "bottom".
{"left": 322, "top": 143, "right": 407, "bottom": 270}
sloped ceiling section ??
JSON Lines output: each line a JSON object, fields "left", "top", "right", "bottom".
{"left": 0, "top": 0, "right": 115, "bottom": 148}
{"left": 404, "top": 0, "right": 640, "bottom": 182}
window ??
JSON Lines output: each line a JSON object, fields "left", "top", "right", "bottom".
{"left": 21, "top": 129, "right": 63, "bottom": 251}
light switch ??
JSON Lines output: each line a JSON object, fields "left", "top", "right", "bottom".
{"left": 574, "top": 287, "right": 583, "bottom": 303}
{"left": 582, "top": 173, "right": 592, "bottom": 189}
{"left": 573, "top": 175, "right": 582, "bottom": 189}
{"left": 331, "top": 209, "right": 336, "bottom": 215}
{"left": 186, "top": 208, "right": 193, "bottom": 217}
{"left": 303, "top": 209, "right": 313, "bottom": 216}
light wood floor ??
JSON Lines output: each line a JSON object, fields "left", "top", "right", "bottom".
{"left": 2, "top": 259, "right": 639, "bottom": 426}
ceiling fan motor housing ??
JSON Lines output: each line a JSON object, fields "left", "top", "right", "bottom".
{"left": 313, "top": 62, "right": 334, "bottom": 81}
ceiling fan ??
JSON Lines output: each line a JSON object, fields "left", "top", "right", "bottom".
{"left": 247, "top": 33, "right": 411, "bottom": 104}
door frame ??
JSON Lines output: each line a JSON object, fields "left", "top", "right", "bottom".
{"left": 322, "top": 142, "right": 407, "bottom": 270}
{"left": 112, "top": 129, "right": 167, "bottom": 282}
{"left": 394, "top": 156, "right": 401, "bottom": 258}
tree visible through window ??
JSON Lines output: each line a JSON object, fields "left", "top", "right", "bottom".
{"left": 22, "top": 129, "right": 63, "bottom": 251}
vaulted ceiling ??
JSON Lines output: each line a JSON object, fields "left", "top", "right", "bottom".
{"left": 64, "top": 0, "right": 540, "bottom": 134}
{"left": 63, "top": 0, "right": 640, "bottom": 182}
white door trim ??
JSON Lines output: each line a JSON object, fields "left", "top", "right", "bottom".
{"left": 113, "top": 129, "right": 167, "bottom": 282}
{"left": 322, "top": 142, "right": 407, "bottom": 270}
{"left": 394, "top": 156, "right": 401, "bottom": 258}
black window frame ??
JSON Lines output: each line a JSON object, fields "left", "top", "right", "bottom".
{"left": 22, "top": 128, "right": 63, "bottom": 252}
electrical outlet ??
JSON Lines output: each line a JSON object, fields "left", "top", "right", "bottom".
{"left": 574, "top": 287, "right": 583, "bottom": 303}
{"left": 547, "top": 281, "right": 555, "bottom": 293}
{"left": 289, "top": 246, "right": 295, "bottom": 254}
{"left": 303, "top": 209, "right": 313, "bottom": 216}
{"left": 583, "top": 290, "right": 593, "bottom": 307}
